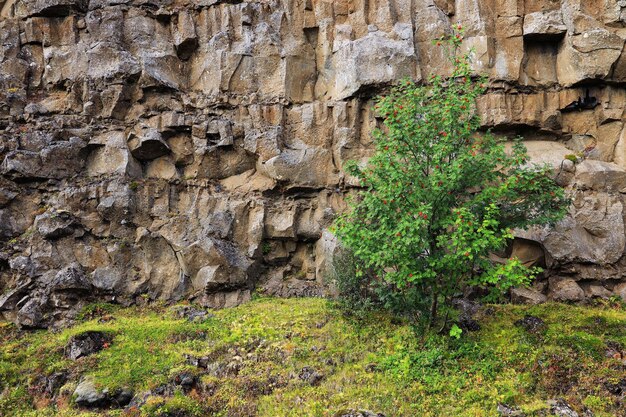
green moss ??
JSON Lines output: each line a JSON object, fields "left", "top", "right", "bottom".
{"left": 1, "top": 299, "right": 626, "bottom": 417}
{"left": 141, "top": 391, "right": 203, "bottom": 417}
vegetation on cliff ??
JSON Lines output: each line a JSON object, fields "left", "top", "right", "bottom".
{"left": 333, "top": 31, "right": 568, "bottom": 330}
{"left": 1, "top": 297, "right": 626, "bottom": 417}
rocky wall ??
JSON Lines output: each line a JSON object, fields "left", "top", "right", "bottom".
{"left": 1, "top": 0, "right": 626, "bottom": 326}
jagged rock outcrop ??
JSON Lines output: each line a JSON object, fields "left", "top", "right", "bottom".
{"left": 1, "top": 0, "right": 626, "bottom": 326}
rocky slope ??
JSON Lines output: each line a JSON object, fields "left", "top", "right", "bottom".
{"left": 2, "top": 298, "right": 626, "bottom": 416}
{"left": 1, "top": 0, "right": 626, "bottom": 327}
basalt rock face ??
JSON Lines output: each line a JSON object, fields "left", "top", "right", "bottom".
{"left": 1, "top": 0, "right": 626, "bottom": 326}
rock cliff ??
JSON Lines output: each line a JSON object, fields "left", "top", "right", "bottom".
{"left": 1, "top": 0, "right": 626, "bottom": 326}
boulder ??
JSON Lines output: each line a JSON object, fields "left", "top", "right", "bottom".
{"left": 0, "top": 184, "right": 18, "bottom": 207}
{"left": 511, "top": 287, "right": 547, "bottom": 305}
{"left": 519, "top": 192, "right": 625, "bottom": 266}
{"left": 265, "top": 205, "right": 296, "bottom": 238}
{"left": 66, "top": 331, "right": 111, "bottom": 360}
{"left": 73, "top": 374, "right": 130, "bottom": 408}
{"left": 331, "top": 29, "right": 418, "bottom": 100}
{"left": 16, "top": 0, "right": 88, "bottom": 18}
{"left": 557, "top": 26, "right": 624, "bottom": 86}
{"left": 127, "top": 129, "right": 170, "bottom": 161}
{"left": 581, "top": 282, "right": 612, "bottom": 299}
{"left": 523, "top": 11, "right": 566, "bottom": 39}
{"left": 16, "top": 296, "right": 46, "bottom": 328}
{"left": 172, "top": 10, "right": 197, "bottom": 60}
{"left": 51, "top": 263, "right": 91, "bottom": 292}
{"left": 548, "top": 277, "right": 585, "bottom": 302}
{"left": 73, "top": 377, "right": 109, "bottom": 408}
{"left": 188, "top": 239, "right": 252, "bottom": 294}
{"left": 90, "top": 267, "right": 123, "bottom": 292}
{"left": 614, "top": 282, "right": 626, "bottom": 302}
{"left": 35, "top": 211, "right": 76, "bottom": 239}
{"left": 263, "top": 148, "right": 338, "bottom": 188}
{"left": 87, "top": 42, "right": 141, "bottom": 82}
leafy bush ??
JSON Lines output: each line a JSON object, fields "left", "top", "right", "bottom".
{"left": 333, "top": 29, "right": 568, "bottom": 329}
{"left": 327, "top": 248, "right": 377, "bottom": 313}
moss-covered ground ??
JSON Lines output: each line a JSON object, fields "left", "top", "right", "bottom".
{"left": 1, "top": 297, "right": 626, "bottom": 416}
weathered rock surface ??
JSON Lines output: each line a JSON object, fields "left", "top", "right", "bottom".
{"left": 73, "top": 376, "right": 133, "bottom": 409}
{"left": 2, "top": 0, "right": 626, "bottom": 324}
{"left": 66, "top": 331, "right": 111, "bottom": 360}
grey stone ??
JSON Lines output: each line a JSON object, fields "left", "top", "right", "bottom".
{"left": 51, "top": 263, "right": 91, "bottom": 292}
{"left": 16, "top": 297, "right": 46, "bottom": 328}
{"left": 547, "top": 399, "right": 579, "bottom": 417}
{"left": 35, "top": 211, "right": 76, "bottom": 239}
{"left": 73, "top": 377, "right": 109, "bottom": 408}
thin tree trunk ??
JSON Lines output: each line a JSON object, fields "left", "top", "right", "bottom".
{"left": 429, "top": 294, "right": 438, "bottom": 329}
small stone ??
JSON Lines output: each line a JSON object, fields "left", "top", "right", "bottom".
{"left": 547, "top": 399, "right": 579, "bottom": 417}
{"left": 335, "top": 410, "right": 385, "bottom": 417}
{"left": 298, "top": 366, "right": 324, "bottom": 386}
{"left": 114, "top": 388, "right": 134, "bottom": 407}
{"left": 459, "top": 317, "right": 481, "bottom": 332}
{"left": 604, "top": 378, "right": 626, "bottom": 396}
{"left": 497, "top": 403, "right": 525, "bottom": 417}
{"left": 45, "top": 372, "right": 68, "bottom": 396}
{"left": 172, "top": 305, "right": 213, "bottom": 322}
{"left": 514, "top": 315, "right": 546, "bottom": 333}
{"left": 173, "top": 372, "right": 196, "bottom": 390}
{"left": 561, "top": 159, "right": 576, "bottom": 173}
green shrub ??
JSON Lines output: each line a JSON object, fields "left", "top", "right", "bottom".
{"left": 327, "top": 248, "right": 377, "bottom": 313}
{"left": 333, "top": 28, "right": 568, "bottom": 329}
